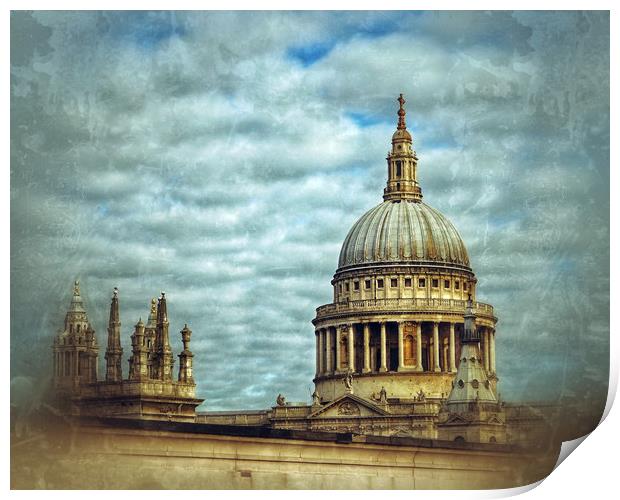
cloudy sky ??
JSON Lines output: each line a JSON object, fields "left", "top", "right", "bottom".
{"left": 11, "top": 11, "right": 609, "bottom": 412}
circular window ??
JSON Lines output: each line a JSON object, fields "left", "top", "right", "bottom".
{"left": 458, "top": 379, "right": 465, "bottom": 388}
{"left": 472, "top": 379, "right": 479, "bottom": 389}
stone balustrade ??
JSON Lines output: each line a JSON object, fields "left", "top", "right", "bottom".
{"left": 78, "top": 379, "right": 198, "bottom": 399}
{"left": 316, "top": 298, "right": 495, "bottom": 319}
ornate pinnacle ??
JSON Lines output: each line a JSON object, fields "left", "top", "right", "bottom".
{"left": 73, "top": 280, "right": 80, "bottom": 296}
{"left": 181, "top": 324, "right": 192, "bottom": 351}
{"left": 109, "top": 286, "right": 120, "bottom": 324}
{"left": 397, "top": 93, "right": 406, "bottom": 130}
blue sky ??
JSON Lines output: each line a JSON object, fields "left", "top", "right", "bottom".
{"left": 10, "top": 11, "right": 609, "bottom": 412}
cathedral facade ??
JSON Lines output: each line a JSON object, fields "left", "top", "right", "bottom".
{"left": 199, "top": 96, "right": 546, "bottom": 446}
{"left": 312, "top": 94, "right": 497, "bottom": 403}
{"left": 52, "top": 282, "right": 202, "bottom": 422}
{"left": 50, "top": 95, "right": 546, "bottom": 446}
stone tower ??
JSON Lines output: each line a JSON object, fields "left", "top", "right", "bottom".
{"left": 52, "top": 280, "right": 99, "bottom": 392}
{"left": 52, "top": 282, "right": 203, "bottom": 422}
{"left": 153, "top": 292, "right": 174, "bottom": 381}
{"left": 178, "top": 324, "right": 194, "bottom": 384}
{"left": 104, "top": 287, "right": 123, "bottom": 382}
{"left": 437, "top": 296, "right": 506, "bottom": 443}
{"left": 128, "top": 318, "right": 149, "bottom": 381}
{"left": 145, "top": 298, "right": 158, "bottom": 378}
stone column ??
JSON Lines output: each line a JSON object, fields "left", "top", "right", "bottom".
{"left": 363, "top": 323, "right": 371, "bottom": 373}
{"left": 483, "top": 328, "right": 490, "bottom": 371}
{"left": 433, "top": 322, "right": 441, "bottom": 372}
{"left": 380, "top": 322, "right": 387, "bottom": 372}
{"left": 348, "top": 324, "right": 355, "bottom": 372}
{"left": 449, "top": 322, "right": 456, "bottom": 372}
{"left": 397, "top": 321, "right": 405, "bottom": 371}
{"left": 335, "top": 327, "right": 342, "bottom": 372}
{"left": 318, "top": 329, "right": 325, "bottom": 376}
{"left": 490, "top": 328, "right": 496, "bottom": 373}
{"left": 315, "top": 330, "right": 320, "bottom": 377}
{"left": 416, "top": 322, "right": 422, "bottom": 372}
{"left": 325, "top": 327, "right": 333, "bottom": 374}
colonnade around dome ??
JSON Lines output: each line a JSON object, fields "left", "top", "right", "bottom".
{"left": 313, "top": 319, "right": 496, "bottom": 378}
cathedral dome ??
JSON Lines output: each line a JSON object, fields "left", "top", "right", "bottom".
{"left": 337, "top": 199, "right": 470, "bottom": 271}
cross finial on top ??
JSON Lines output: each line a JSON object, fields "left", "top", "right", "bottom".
{"left": 397, "top": 94, "right": 406, "bottom": 130}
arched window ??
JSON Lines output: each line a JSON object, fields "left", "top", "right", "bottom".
{"left": 489, "top": 436, "right": 497, "bottom": 443}
{"left": 454, "top": 436, "right": 465, "bottom": 444}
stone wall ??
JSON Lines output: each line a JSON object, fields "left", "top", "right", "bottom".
{"left": 11, "top": 416, "right": 560, "bottom": 490}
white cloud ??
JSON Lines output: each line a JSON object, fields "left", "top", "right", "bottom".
{"left": 11, "top": 11, "right": 609, "bottom": 411}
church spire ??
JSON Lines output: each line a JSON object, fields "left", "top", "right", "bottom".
{"left": 154, "top": 292, "right": 174, "bottom": 381}
{"left": 438, "top": 295, "right": 506, "bottom": 443}
{"left": 383, "top": 94, "right": 423, "bottom": 202}
{"left": 445, "top": 296, "right": 496, "bottom": 405}
{"left": 147, "top": 298, "right": 158, "bottom": 328}
{"left": 105, "top": 287, "right": 123, "bottom": 382}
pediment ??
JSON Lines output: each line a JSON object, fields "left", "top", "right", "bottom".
{"left": 487, "top": 415, "right": 503, "bottom": 425}
{"left": 309, "top": 394, "right": 389, "bottom": 419}
{"left": 445, "top": 413, "right": 471, "bottom": 425}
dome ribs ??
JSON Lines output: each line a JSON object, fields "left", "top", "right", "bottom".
{"left": 338, "top": 222, "right": 355, "bottom": 267}
{"left": 336, "top": 201, "right": 471, "bottom": 272}
{"left": 364, "top": 203, "right": 388, "bottom": 264}
{"left": 386, "top": 201, "right": 401, "bottom": 260}
{"left": 428, "top": 203, "right": 470, "bottom": 266}
{"left": 351, "top": 206, "right": 371, "bottom": 264}
{"left": 426, "top": 204, "right": 452, "bottom": 263}
{"left": 417, "top": 204, "right": 437, "bottom": 260}
{"left": 402, "top": 201, "right": 414, "bottom": 260}
{"left": 411, "top": 202, "right": 425, "bottom": 260}
{"left": 374, "top": 203, "right": 392, "bottom": 263}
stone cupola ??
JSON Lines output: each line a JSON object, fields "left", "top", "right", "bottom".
{"left": 383, "top": 94, "right": 422, "bottom": 202}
